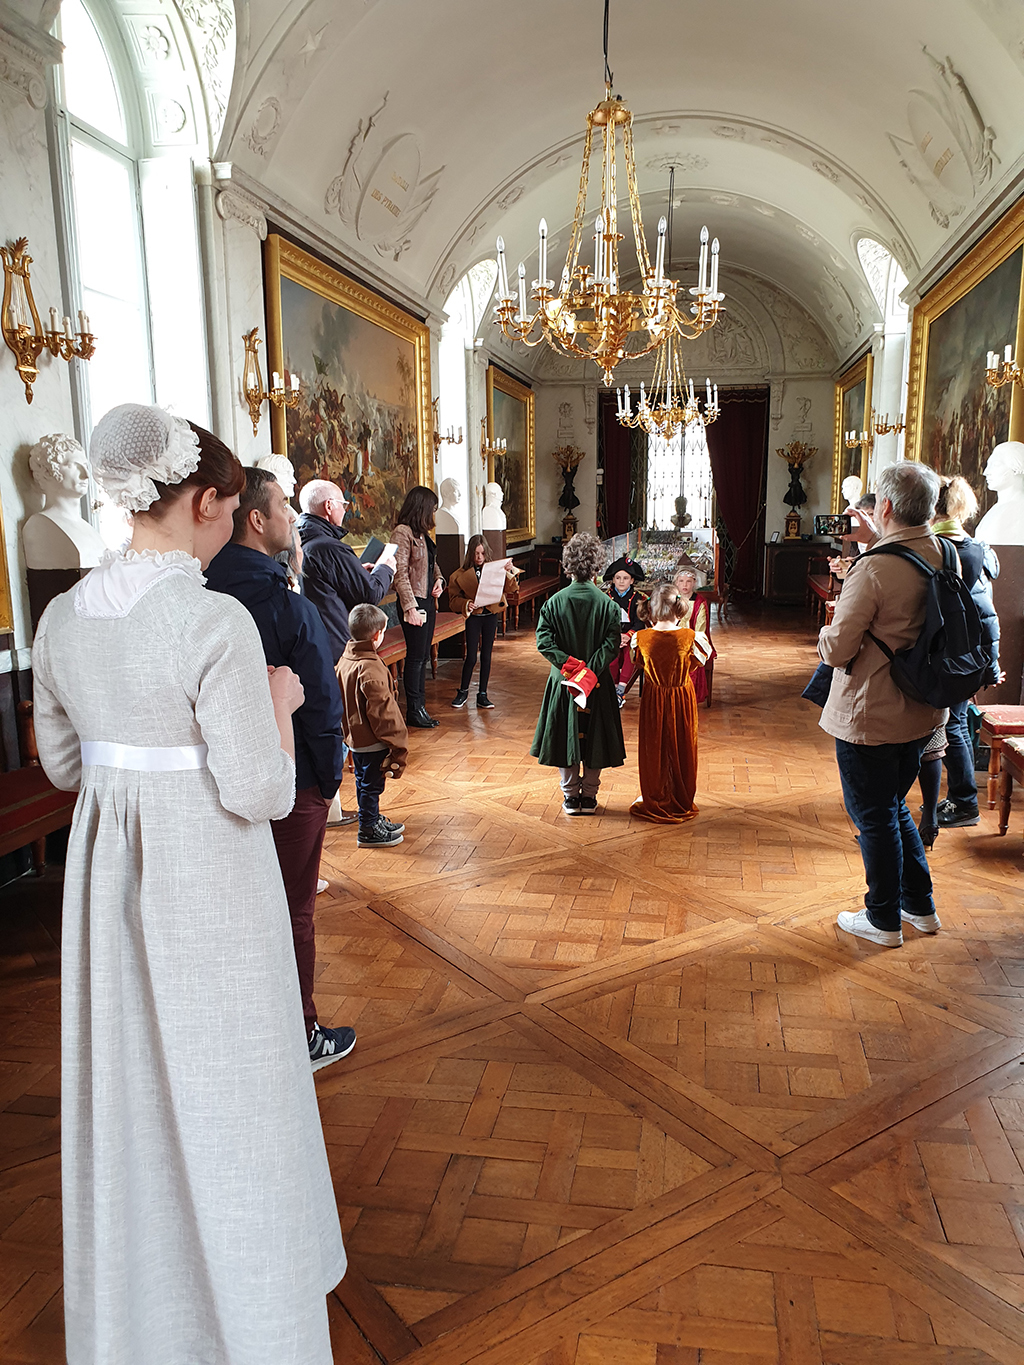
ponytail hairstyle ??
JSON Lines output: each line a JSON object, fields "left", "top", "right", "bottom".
{"left": 935, "top": 474, "right": 979, "bottom": 525}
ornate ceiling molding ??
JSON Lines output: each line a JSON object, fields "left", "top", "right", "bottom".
{"left": 0, "top": 7, "right": 62, "bottom": 110}
{"left": 215, "top": 184, "right": 268, "bottom": 239}
{"left": 428, "top": 109, "right": 919, "bottom": 298}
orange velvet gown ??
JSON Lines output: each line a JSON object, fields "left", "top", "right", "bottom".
{"left": 630, "top": 627, "right": 700, "bottom": 824}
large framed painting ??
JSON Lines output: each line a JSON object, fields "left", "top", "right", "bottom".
{"left": 906, "top": 198, "right": 1024, "bottom": 516}
{"left": 831, "top": 352, "right": 873, "bottom": 512}
{"left": 264, "top": 234, "right": 431, "bottom": 543}
{"left": 486, "top": 365, "right": 535, "bottom": 543}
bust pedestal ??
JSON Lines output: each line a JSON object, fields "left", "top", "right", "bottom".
{"left": 24, "top": 514, "right": 106, "bottom": 632}
{"left": 434, "top": 532, "right": 466, "bottom": 658}
{"left": 483, "top": 530, "right": 506, "bottom": 563}
{"left": 984, "top": 545, "right": 1024, "bottom": 706}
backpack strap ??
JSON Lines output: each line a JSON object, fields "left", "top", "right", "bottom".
{"left": 859, "top": 537, "right": 951, "bottom": 661}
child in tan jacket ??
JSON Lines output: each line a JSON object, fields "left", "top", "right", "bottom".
{"left": 336, "top": 603, "right": 409, "bottom": 847}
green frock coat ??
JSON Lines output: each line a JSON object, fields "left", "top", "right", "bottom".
{"left": 530, "top": 579, "right": 627, "bottom": 770}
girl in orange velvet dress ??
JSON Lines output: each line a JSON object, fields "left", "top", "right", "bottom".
{"left": 630, "top": 583, "right": 700, "bottom": 824}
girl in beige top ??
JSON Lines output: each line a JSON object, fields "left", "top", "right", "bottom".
{"left": 447, "top": 535, "right": 517, "bottom": 710}
{"left": 392, "top": 485, "right": 444, "bottom": 728}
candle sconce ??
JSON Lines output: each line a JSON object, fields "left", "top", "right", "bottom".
{"left": 844, "top": 419, "right": 873, "bottom": 453}
{"left": 873, "top": 412, "right": 905, "bottom": 436}
{"left": 1, "top": 237, "right": 96, "bottom": 404}
{"left": 985, "top": 345, "right": 1023, "bottom": 392}
{"left": 479, "top": 417, "right": 506, "bottom": 477}
{"left": 431, "top": 397, "right": 463, "bottom": 460}
{"left": 241, "top": 327, "right": 301, "bottom": 437}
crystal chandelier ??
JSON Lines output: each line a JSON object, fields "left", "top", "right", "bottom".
{"left": 491, "top": 1, "right": 723, "bottom": 386}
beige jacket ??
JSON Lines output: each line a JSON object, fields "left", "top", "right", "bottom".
{"left": 392, "top": 523, "right": 444, "bottom": 613}
{"left": 818, "top": 523, "right": 945, "bottom": 745}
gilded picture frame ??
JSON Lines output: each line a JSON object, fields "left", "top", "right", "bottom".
{"left": 0, "top": 490, "right": 13, "bottom": 633}
{"left": 264, "top": 234, "right": 431, "bottom": 543}
{"left": 905, "top": 197, "right": 1024, "bottom": 514}
{"left": 486, "top": 364, "right": 536, "bottom": 543}
{"left": 831, "top": 351, "right": 874, "bottom": 512}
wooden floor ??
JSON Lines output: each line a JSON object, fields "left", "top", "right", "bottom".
{"left": 3, "top": 603, "right": 1024, "bottom": 1363}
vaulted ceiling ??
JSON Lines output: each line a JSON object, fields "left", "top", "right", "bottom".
{"left": 220, "top": 0, "right": 1024, "bottom": 359}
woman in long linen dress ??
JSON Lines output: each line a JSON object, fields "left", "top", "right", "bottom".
{"left": 630, "top": 583, "right": 700, "bottom": 824}
{"left": 31, "top": 405, "right": 345, "bottom": 1365}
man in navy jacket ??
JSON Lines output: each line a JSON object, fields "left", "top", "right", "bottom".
{"left": 296, "top": 479, "right": 395, "bottom": 661}
{"left": 206, "top": 468, "right": 356, "bottom": 1071}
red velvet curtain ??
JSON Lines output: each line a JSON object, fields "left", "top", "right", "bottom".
{"left": 599, "top": 393, "right": 632, "bottom": 537}
{"left": 703, "top": 388, "right": 769, "bottom": 594}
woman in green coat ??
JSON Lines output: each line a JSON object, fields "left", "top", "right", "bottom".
{"left": 530, "top": 533, "right": 626, "bottom": 814}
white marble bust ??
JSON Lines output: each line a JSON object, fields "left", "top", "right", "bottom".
{"left": 254, "top": 453, "right": 296, "bottom": 499}
{"left": 841, "top": 475, "right": 863, "bottom": 508}
{"left": 24, "top": 433, "right": 106, "bottom": 570}
{"left": 481, "top": 481, "right": 507, "bottom": 530}
{"left": 975, "top": 442, "right": 1024, "bottom": 546}
{"left": 435, "top": 476, "right": 462, "bottom": 534}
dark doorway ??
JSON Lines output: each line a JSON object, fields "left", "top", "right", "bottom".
{"left": 703, "top": 387, "right": 770, "bottom": 596}
{"left": 598, "top": 392, "right": 646, "bottom": 538}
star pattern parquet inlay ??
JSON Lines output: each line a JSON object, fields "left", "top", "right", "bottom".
{"left": 2, "top": 603, "right": 1023, "bottom": 1363}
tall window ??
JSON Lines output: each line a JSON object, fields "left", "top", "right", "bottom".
{"left": 647, "top": 424, "right": 714, "bottom": 531}
{"left": 55, "top": 0, "right": 154, "bottom": 429}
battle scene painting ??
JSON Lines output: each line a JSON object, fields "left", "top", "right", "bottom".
{"left": 920, "top": 245, "right": 1021, "bottom": 516}
{"left": 270, "top": 250, "right": 429, "bottom": 544}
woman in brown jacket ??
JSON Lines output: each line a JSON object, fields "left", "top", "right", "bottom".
{"left": 392, "top": 486, "right": 444, "bottom": 728}
{"left": 447, "top": 535, "right": 518, "bottom": 710}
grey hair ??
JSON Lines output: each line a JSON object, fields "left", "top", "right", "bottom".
{"left": 562, "top": 531, "right": 606, "bottom": 581}
{"left": 876, "top": 462, "right": 940, "bottom": 528}
{"left": 298, "top": 478, "right": 343, "bottom": 515}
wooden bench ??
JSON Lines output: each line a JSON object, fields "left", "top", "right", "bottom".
{"left": 998, "top": 736, "right": 1024, "bottom": 838}
{"left": 979, "top": 706, "right": 1024, "bottom": 811}
{"left": 0, "top": 701, "right": 78, "bottom": 874}
{"left": 377, "top": 613, "right": 468, "bottom": 682}
{"left": 506, "top": 575, "right": 560, "bottom": 631}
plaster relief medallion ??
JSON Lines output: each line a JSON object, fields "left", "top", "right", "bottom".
{"left": 812, "top": 159, "right": 840, "bottom": 184}
{"left": 709, "top": 193, "right": 736, "bottom": 206}
{"left": 711, "top": 124, "right": 745, "bottom": 140}
{"left": 153, "top": 97, "right": 188, "bottom": 137}
{"left": 436, "top": 263, "right": 457, "bottom": 297}
{"left": 324, "top": 92, "right": 444, "bottom": 261}
{"left": 888, "top": 49, "right": 998, "bottom": 227}
{"left": 139, "top": 24, "right": 171, "bottom": 62}
{"left": 496, "top": 184, "right": 525, "bottom": 211}
{"left": 797, "top": 225, "right": 819, "bottom": 243}
{"left": 244, "top": 96, "right": 282, "bottom": 157}
{"left": 645, "top": 152, "right": 709, "bottom": 173}
{"left": 177, "top": 0, "right": 234, "bottom": 134}
{"left": 653, "top": 122, "right": 681, "bottom": 135}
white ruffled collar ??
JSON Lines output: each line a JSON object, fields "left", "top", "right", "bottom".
{"left": 75, "top": 547, "right": 205, "bottom": 619}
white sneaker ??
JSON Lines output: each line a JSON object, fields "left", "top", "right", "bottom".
{"left": 316, "top": 878, "right": 329, "bottom": 894}
{"left": 836, "top": 909, "right": 903, "bottom": 947}
{"left": 901, "top": 909, "right": 941, "bottom": 934}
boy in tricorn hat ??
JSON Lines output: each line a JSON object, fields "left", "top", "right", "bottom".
{"left": 602, "top": 555, "right": 648, "bottom": 706}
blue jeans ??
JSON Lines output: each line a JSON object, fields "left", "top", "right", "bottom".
{"left": 352, "top": 750, "right": 387, "bottom": 833}
{"left": 834, "top": 737, "right": 934, "bottom": 932}
{"left": 942, "top": 698, "right": 978, "bottom": 811}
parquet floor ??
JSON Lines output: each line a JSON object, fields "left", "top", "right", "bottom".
{"left": 2, "top": 603, "right": 1023, "bottom": 1363}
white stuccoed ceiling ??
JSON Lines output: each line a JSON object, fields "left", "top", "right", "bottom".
{"left": 221, "top": 0, "right": 1024, "bottom": 357}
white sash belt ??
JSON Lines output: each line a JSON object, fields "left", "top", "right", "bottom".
{"left": 81, "top": 741, "right": 209, "bottom": 772}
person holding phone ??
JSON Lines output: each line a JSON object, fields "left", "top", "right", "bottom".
{"left": 392, "top": 486, "right": 445, "bottom": 728}
{"left": 447, "top": 535, "right": 518, "bottom": 709}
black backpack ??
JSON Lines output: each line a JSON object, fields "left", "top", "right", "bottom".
{"left": 861, "top": 538, "right": 989, "bottom": 708}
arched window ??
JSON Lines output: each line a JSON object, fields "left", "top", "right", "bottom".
{"left": 647, "top": 423, "right": 714, "bottom": 531}
{"left": 55, "top": 0, "right": 154, "bottom": 430}
{"left": 857, "top": 238, "right": 908, "bottom": 332}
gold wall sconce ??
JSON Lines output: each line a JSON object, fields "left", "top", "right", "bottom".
{"left": 985, "top": 345, "right": 1022, "bottom": 392}
{"left": 241, "top": 326, "right": 301, "bottom": 437}
{"left": 431, "top": 397, "right": 463, "bottom": 460}
{"left": 479, "top": 416, "right": 505, "bottom": 477}
{"left": 844, "top": 419, "right": 873, "bottom": 453}
{"left": 2, "top": 237, "right": 96, "bottom": 404}
{"left": 873, "top": 412, "right": 906, "bottom": 436}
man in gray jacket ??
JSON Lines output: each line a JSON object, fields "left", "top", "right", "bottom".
{"left": 817, "top": 462, "right": 944, "bottom": 948}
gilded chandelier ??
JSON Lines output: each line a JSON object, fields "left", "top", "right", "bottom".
{"left": 492, "top": 3, "right": 723, "bottom": 386}
{"left": 616, "top": 328, "right": 719, "bottom": 437}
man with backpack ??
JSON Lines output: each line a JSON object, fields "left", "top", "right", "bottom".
{"left": 818, "top": 462, "right": 952, "bottom": 947}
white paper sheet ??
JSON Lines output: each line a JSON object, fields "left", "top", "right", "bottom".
{"left": 473, "top": 559, "right": 510, "bottom": 608}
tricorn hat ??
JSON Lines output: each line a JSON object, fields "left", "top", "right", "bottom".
{"left": 604, "top": 555, "right": 645, "bottom": 583}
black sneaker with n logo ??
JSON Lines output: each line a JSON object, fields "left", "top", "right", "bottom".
{"left": 308, "top": 1022, "right": 357, "bottom": 1072}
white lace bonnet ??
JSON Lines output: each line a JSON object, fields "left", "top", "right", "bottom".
{"left": 89, "top": 404, "right": 201, "bottom": 512}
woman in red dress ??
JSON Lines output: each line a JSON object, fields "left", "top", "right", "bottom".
{"left": 631, "top": 583, "right": 700, "bottom": 824}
